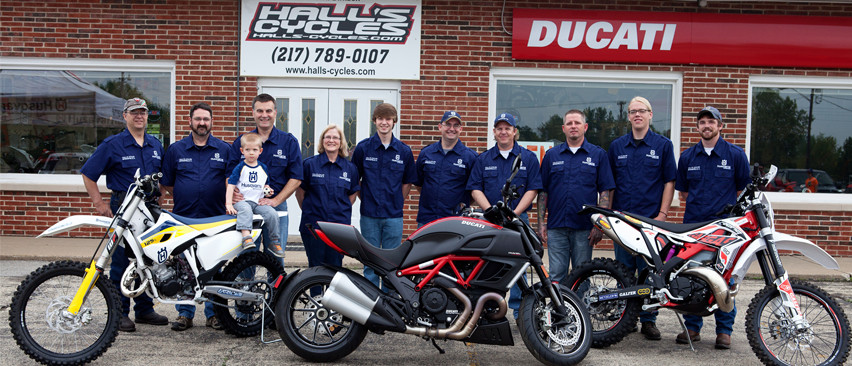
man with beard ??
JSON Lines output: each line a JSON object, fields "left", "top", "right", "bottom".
{"left": 607, "top": 96, "right": 676, "bottom": 340}
{"left": 538, "top": 109, "right": 614, "bottom": 286}
{"left": 161, "top": 102, "right": 231, "bottom": 331}
{"left": 675, "top": 106, "right": 749, "bottom": 349}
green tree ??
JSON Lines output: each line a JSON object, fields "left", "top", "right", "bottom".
{"left": 750, "top": 89, "right": 807, "bottom": 169}
{"left": 536, "top": 114, "right": 565, "bottom": 143}
{"left": 584, "top": 107, "right": 619, "bottom": 151}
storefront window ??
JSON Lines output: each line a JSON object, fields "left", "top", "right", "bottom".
{"left": 750, "top": 80, "right": 852, "bottom": 194}
{"left": 1, "top": 67, "right": 172, "bottom": 175}
{"left": 492, "top": 70, "right": 679, "bottom": 162}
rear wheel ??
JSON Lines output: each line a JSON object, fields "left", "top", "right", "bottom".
{"left": 276, "top": 267, "right": 367, "bottom": 362}
{"left": 211, "top": 251, "right": 284, "bottom": 337}
{"left": 745, "top": 279, "right": 850, "bottom": 366}
{"left": 517, "top": 283, "right": 592, "bottom": 366}
{"left": 564, "top": 257, "right": 640, "bottom": 348}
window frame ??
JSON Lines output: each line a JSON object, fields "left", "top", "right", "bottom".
{"left": 747, "top": 75, "right": 852, "bottom": 211}
{"left": 0, "top": 57, "right": 176, "bottom": 192}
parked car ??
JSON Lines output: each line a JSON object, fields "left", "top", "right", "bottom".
{"left": 770, "top": 169, "right": 844, "bottom": 193}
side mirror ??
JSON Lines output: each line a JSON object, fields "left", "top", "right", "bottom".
{"left": 763, "top": 165, "right": 778, "bottom": 187}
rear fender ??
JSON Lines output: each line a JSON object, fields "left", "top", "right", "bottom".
{"left": 731, "top": 232, "right": 839, "bottom": 281}
{"left": 270, "top": 269, "right": 301, "bottom": 304}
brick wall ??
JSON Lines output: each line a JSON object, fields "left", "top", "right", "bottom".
{"left": 2, "top": 0, "right": 851, "bottom": 257}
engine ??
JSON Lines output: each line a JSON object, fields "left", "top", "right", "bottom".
{"left": 151, "top": 255, "right": 196, "bottom": 300}
{"left": 667, "top": 273, "right": 713, "bottom": 315}
{"left": 416, "top": 286, "right": 462, "bottom": 328}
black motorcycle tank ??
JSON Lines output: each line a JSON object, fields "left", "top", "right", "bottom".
{"left": 401, "top": 217, "right": 527, "bottom": 268}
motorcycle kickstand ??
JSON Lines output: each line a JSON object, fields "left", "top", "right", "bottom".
{"left": 675, "top": 312, "right": 696, "bottom": 353}
{"left": 260, "top": 298, "right": 281, "bottom": 344}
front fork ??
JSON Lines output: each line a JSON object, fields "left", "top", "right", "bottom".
{"left": 66, "top": 194, "right": 141, "bottom": 315}
{"left": 753, "top": 206, "right": 805, "bottom": 323}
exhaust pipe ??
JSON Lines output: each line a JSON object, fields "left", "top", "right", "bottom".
{"left": 682, "top": 267, "right": 738, "bottom": 313}
{"left": 322, "top": 272, "right": 406, "bottom": 332}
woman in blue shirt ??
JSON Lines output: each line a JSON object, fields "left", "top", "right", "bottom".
{"left": 296, "top": 124, "right": 360, "bottom": 268}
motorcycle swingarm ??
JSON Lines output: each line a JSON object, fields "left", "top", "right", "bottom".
{"left": 589, "top": 284, "right": 653, "bottom": 304}
{"left": 202, "top": 284, "right": 265, "bottom": 303}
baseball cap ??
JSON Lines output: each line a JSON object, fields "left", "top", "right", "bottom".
{"left": 441, "top": 110, "right": 462, "bottom": 124}
{"left": 124, "top": 97, "right": 148, "bottom": 112}
{"left": 697, "top": 106, "right": 722, "bottom": 122}
{"left": 494, "top": 113, "right": 516, "bottom": 127}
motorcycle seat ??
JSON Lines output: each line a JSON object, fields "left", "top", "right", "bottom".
{"left": 167, "top": 212, "right": 236, "bottom": 228}
{"left": 623, "top": 213, "right": 717, "bottom": 234}
{"left": 317, "top": 222, "right": 412, "bottom": 272}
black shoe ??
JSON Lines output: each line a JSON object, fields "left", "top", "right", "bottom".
{"left": 136, "top": 311, "right": 168, "bottom": 325}
{"left": 629, "top": 323, "right": 638, "bottom": 333}
{"left": 119, "top": 316, "right": 136, "bottom": 332}
{"left": 171, "top": 316, "right": 193, "bottom": 331}
{"left": 641, "top": 322, "right": 662, "bottom": 340}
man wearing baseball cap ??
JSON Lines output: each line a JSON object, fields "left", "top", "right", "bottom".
{"left": 81, "top": 97, "right": 169, "bottom": 332}
{"left": 414, "top": 111, "right": 477, "bottom": 227}
{"left": 467, "top": 112, "right": 542, "bottom": 317}
{"left": 675, "top": 106, "right": 750, "bottom": 349}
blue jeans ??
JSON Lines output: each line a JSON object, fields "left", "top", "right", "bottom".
{"left": 301, "top": 229, "right": 343, "bottom": 268}
{"left": 176, "top": 303, "right": 215, "bottom": 320}
{"left": 546, "top": 227, "right": 593, "bottom": 284}
{"left": 109, "top": 195, "right": 155, "bottom": 318}
{"left": 258, "top": 200, "right": 287, "bottom": 267}
{"left": 614, "top": 244, "right": 658, "bottom": 323}
{"left": 360, "top": 216, "right": 403, "bottom": 290}
{"left": 684, "top": 279, "right": 737, "bottom": 335}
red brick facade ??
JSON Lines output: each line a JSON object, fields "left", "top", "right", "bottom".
{"left": 2, "top": 1, "right": 851, "bottom": 256}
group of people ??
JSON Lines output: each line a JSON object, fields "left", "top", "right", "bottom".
{"left": 81, "top": 93, "right": 750, "bottom": 350}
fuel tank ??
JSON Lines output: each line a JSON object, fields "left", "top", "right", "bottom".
{"left": 400, "top": 217, "right": 527, "bottom": 268}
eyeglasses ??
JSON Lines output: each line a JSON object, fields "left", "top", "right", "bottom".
{"left": 192, "top": 117, "right": 211, "bottom": 122}
{"left": 442, "top": 122, "right": 461, "bottom": 129}
{"left": 628, "top": 109, "right": 650, "bottom": 115}
{"left": 323, "top": 135, "right": 341, "bottom": 140}
{"left": 127, "top": 110, "right": 147, "bottom": 116}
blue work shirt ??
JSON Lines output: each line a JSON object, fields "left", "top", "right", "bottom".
{"left": 352, "top": 133, "right": 417, "bottom": 218}
{"left": 230, "top": 127, "right": 303, "bottom": 194}
{"left": 608, "top": 130, "right": 677, "bottom": 218}
{"left": 81, "top": 128, "right": 163, "bottom": 192}
{"left": 541, "top": 140, "right": 615, "bottom": 230}
{"left": 415, "top": 140, "right": 478, "bottom": 224}
{"left": 676, "top": 138, "right": 750, "bottom": 224}
{"left": 161, "top": 134, "right": 231, "bottom": 218}
{"left": 466, "top": 142, "right": 543, "bottom": 212}
{"left": 299, "top": 152, "right": 360, "bottom": 231}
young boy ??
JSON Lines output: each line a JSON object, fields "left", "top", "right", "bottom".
{"left": 225, "top": 133, "right": 285, "bottom": 257}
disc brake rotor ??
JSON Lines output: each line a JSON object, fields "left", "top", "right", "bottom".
{"left": 541, "top": 303, "right": 582, "bottom": 347}
{"left": 45, "top": 296, "right": 85, "bottom": 333}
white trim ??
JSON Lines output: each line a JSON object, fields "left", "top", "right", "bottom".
{"left": 0, "top": 57, "right": 176, "bottom": 191}
{"left": 747, "top": 75, "right": 852, "bottom": 211}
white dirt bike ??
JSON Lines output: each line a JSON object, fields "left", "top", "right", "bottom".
{"left": 9, "top": 171, "right": 285, "bottom": 365}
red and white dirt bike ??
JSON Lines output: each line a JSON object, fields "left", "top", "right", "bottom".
{"left": 566, "top": 164, "right": 850, "bottom": 365}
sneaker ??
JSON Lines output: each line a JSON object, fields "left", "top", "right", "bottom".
{"left": 206, "top": 316, "right": 224, "bottom": 330}
{"left": 268, "top": 241, "right": 285, "bottom": 258}
{"left": 171, "top": 316, "right": 192, "bottom": 331}
{"left": 640, "top": 322, "right": 662, "bottom": 340}
{"left": 135, "top": 311, "right": 168, "bottom": 326}
{"left": 119, "top": 316, "right": 136, "bottom": 332}
{"left": 676, "top": 329, "right": 701, "bottom": 344}
{"left": 715, "top": 333, "right": 731, "bottom": 349}
{"left": 241, "top": 236, "right": 256, "bottom": 250}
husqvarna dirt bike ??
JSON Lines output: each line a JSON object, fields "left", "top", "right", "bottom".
{"left": 273, "top": 156, "right": 592, "bottom": 365}
{"left": 566, "top": 165, "right": 850, "bottom": 365}
{"left": 9, "top": 172, "right": 284, "bottom": 365}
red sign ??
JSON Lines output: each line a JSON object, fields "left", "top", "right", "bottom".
{"left": 512, "top": 9, "right": 852, "bottom": 69}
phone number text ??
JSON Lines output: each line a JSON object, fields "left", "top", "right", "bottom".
{"left": 271, "top": 47, "right": 389, "bottom": 64}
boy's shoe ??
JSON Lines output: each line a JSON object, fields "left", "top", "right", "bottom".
{"left": 171, "top": 316, "right": 192, "bottom": 331}
{"left": 268, "top": 241, "right": 285, "bottom": 258}
{"left": 241, "top": 236, "right": 256, "bottom": 250}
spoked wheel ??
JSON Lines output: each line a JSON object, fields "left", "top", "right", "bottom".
{"left": 745, "top": 279, "right": 850, "bottom": 366}
{"left": 211, "top": 251, "right": 284, "bottom": 337}
{"left": 8, "top": 260, "right": 121, "bottom": 365}
{"left": 275, "top": 267, "right": 367, "bottom": 362}
{"left": 564, "top": 258, "right": 640, "bottom": 348}
{"left": 518, "top": 283, "right": 592, "bottom": 366}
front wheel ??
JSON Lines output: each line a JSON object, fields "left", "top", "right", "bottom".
{"left": 745, "top": 279, "right": 850, "bottom": 366}
{"left": 211, "top": 251, "right": 284, "bottom": 337}
{"left": 564, "top": 257, "right": 640, "bottom": 348}
{"left": 275, "top": 267, "right": 367, "bottom": 362}
{"left": 8, "top": 260, "right": 121, "bottom": 365}
{"left": 518, "top": 283, "right": 592, "bottom": 366}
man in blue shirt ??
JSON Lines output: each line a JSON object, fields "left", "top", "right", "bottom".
{"left": 161, "top": 102, "right": 231, "bottom": 331}
{"left": 352, "top": 103, "right": 417, "bottom": 289}
{"left": 675, "top": 106, "right": 750, "bottom": 350}
{"left": 81, "top": 97, "right": 168, "bottom": 332}
{"left": 608, "top": 96, "right": 677, "bottom": 340}
{"left": 467, "top": 113, "right": 542, "bottom": 317}
{"left": 538, "top": 109, "right": 615, "bottom": 286}
{"left": 414, "top": 110, "right": 478, "bottom": 227}
{"left": 230, "top": 94, "right": 303, "bottom": 264}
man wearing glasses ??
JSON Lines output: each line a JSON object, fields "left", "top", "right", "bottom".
{"left": 81, "top": 97, "right": 169, "bottom": 332}
{"left": 607, "top": 96, "right": 677, "bottom": 341}
{"left": 414, "top": 111, "right": 478, "bottom": 228}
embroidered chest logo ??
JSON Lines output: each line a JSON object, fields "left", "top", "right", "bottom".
{"left": 273, "top": 149, "right": 286, "bottom": 159}
{"left": 453, "top": 158, "right": 465, "bottom": 169}
{"left": 582, "top": 157, "right": 596, "bottom": 167}
{"left": 646, "top": 149, "right": 659, "bottom": 159}
{"left": 179, "top": 158, "right": 192, "bottom": 163}
{"left": 391, "top": 154, "right": 403, "bottom": 164}
{"left": 211, "top": 152, "right": 224, "bottom": 162}
{"left": 365, "top": 156, "right": 378, "bottom": 162}
{"left": 152, "top": 150, "right": 161, "bottom": 160}
{"left": 340, "top": 171, "right": 351, "bottom": 182}
{"left": 718, "top": 159, "right": 731, "bottom": 170}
